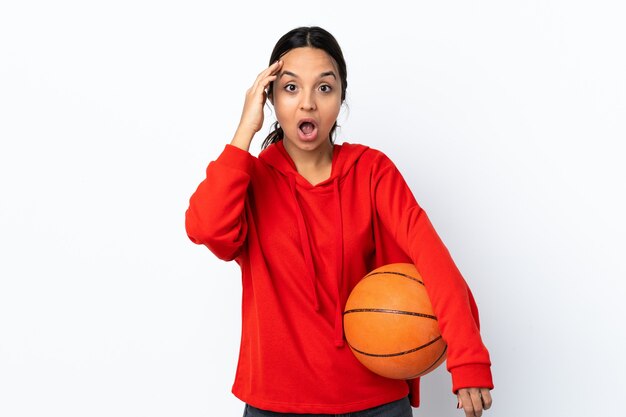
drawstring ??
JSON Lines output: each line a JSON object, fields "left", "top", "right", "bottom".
{"left": 287, "top": 174, "right": 346, "bottom": 347}
{"left": 288, "top": 174, "right": 320, "bottom": 311}
{"left": 332, "top": 177, "right": 345, "bottom": 347}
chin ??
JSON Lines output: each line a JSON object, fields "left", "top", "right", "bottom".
{"left": 294, "top": 138, "right": 331, "bottom": 151}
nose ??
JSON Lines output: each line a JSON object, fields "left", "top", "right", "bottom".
{"left": 300, "top": 90, "right": 317, "bottom": 111}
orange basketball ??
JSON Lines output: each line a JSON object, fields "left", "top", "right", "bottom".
{"left": 343, "top": 263, "right": 447, "bottom": 379}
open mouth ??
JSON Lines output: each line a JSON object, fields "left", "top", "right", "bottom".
{"left": 299, "top": 122, "right": 315, "bottom": 134}
{"left": 298, "top": 119, "right": 318, "bottom": 141}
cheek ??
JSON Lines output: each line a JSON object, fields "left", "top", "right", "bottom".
{"left": 273, "top": 95, "right": 296, "bottom": 117}
{"left": 272, "top": 99, "right": 287, "bottom": 124}
{"left": 274, "top": 105, "right": 290, "bottom": 125}
{"left": 322, "top": 100, "right": 342, "bottom": 122}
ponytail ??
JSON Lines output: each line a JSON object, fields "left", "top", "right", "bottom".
{"left": 261, "top": 121, "right": 284, "bottom": 150}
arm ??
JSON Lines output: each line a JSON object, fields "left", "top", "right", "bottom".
{"left": 185, "top": 60, "right": 284, "bottom": 260}
{"left": 185, "top": 145, "right": 254, "bottom": 261}
{"left": 372, "top": 154, "right": 493, "bottom": 392}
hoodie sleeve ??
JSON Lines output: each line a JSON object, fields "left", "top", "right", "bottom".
{"left": 372, "top": 154, "right": 493, "bottom": 394}
{"left": 185, "top": 144, "right": 255, "bottom": 261}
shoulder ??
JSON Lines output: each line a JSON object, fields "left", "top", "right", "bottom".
{"left": 339, "top": 141, "right": 397, "bottom": 171}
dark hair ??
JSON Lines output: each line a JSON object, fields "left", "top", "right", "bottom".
{"left": 261, "top": 26, "right": 348, "bottom": 150}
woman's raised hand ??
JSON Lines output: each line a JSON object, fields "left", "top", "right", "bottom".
{"left": 231, "top": 60, "right": 283, "bottom": 151}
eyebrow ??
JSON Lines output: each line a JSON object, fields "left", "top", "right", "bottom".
{"left": 279, "top": 70, "right": 337, "bottom": 80}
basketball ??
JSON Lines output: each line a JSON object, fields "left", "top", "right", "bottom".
{"left": 343, "top": 263, "right": 447, "bottom": 380}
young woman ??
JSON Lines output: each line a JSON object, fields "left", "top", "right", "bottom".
{"left": 185, "top": 26, "right": 494, "bottom": 417}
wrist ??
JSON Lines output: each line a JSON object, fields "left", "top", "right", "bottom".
{"left": 231, "top": 126, "right": 256, "bottom": 151}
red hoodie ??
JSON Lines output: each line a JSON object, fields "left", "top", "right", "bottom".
{"left": 185, "top": 140, "right": 493, "bottom": 414}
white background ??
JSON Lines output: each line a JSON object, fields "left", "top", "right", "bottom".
{"left": 1, "top": 1, "right": 625, "bottom": 416}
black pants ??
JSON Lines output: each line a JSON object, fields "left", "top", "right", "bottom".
{"left": 243, "top": 396, "right": 412, "bottom": 417}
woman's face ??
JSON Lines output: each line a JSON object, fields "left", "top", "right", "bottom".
{"left": 271, "top": 47, "right": 342, "bottom": 153}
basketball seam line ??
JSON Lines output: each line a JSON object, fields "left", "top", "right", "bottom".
{"left": 364, "top": 271, "right": 424, "bottom": 285}
{"left": 343, "top": 308, "right": 437, "bottom": 320}
{"left": 404, "top": 345, "right": 448, "bottom": 379}
{"left": 347, "top": 335, "right": 443, "bottom": 358}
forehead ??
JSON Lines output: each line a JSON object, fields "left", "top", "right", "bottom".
{"left": 280, "top": 47, "right": 338, "bottom": 75}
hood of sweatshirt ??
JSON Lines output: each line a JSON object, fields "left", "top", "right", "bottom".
{"left": 258, "top": 140, "right": 369, "bottom": 347}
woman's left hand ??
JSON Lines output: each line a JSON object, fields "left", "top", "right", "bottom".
{"left": 457, "top": 387, "right": 492, "bottom": 417}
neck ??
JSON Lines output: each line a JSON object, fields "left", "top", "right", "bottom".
{"left": 283, "top": 140, "right": 334, "bottom": 172}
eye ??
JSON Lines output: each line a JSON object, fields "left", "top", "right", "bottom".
{"left": 319, "top": 84, "right": 333, "bottom": 93}
{"left": 284, "top": 83, "right": 297, "bottom": 92}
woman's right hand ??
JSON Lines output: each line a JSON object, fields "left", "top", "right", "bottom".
{"left": 231, "top": 60, "right": 283, "bottom": 150}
